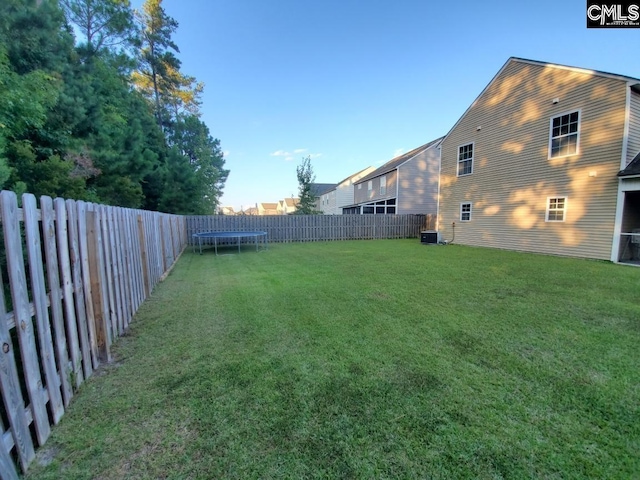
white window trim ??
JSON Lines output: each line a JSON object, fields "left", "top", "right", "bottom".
{"left": 357, "top": 184, "right": 362, "bottom": 190}
{"left": 548, "top": 110, "right": 581, "bottom": 160}
{"left": 460, "top": 202, "right": 472, "bottom": 222}
{"left": 546, "top": 196, "right": 567, "bottom": 222}
{"left": 367, "top": 180, "right": 373, "bottom": 191}
{"left": 457, "top": 142, "right": 474, "bottom": 177}
{"left": 380, "top": 175, "right": 387, "bottom": 195}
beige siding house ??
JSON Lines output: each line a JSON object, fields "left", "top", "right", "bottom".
{"left": 438, "top": 57, "right": 640, "bottom": 262}
{"left": 316, "top": 166, "right": 377, "bottom": 214}
{"left": 345, "top": 138, "right": 442, "bottom": 215}
{"left": 258, "top": 202, "right": 279, "bottom": 215}
{"left": 316, "top": 186, "right": 337, "bottom": 214}
{"left": 276, "top": 198, "right": 299, "bottom": 214}
{"left": 310, "top": 183, "right": 337, "bottom": 212}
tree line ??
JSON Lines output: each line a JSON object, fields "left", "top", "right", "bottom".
{"left": 0, "top": 0, "right": 228, "bottom": 214}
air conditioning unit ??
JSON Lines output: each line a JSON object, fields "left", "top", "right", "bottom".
{"left": 420, "top": 230, "right": 439, "bottom": 244}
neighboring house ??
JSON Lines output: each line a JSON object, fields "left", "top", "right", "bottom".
{"left": 344, "top": 138, "right": 443, "bottom": 215}
{"left": 310, "top": 183, "right": 337, "bottom": 212}
{"left": 218, "top": 206, "right": 235, "bottom": 215}
{"left": 242, "top": 207, "right": 258, "bottom": 216}
{"left": 316, "top": 166, "right": 377, "bottom": 215}
{"left": 258, "top": 202, "right": 279, "bottom": 215}
{"left": 437, "top": 56, "right": 640, "bottom": 262}
{"left": 280, "top": 197, "right": 299, "bottom": 214}
{"left": 316, "top": 185, "right": 337, "bottom": 214}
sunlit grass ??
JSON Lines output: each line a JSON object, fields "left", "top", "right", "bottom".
{"left": 26, "top": 240, "right": 640, "bottom": 479}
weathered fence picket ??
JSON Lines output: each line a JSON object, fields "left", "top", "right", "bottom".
{"left": 54, "top": 197, "right": 84, "bottom": 389}
{"left": 41, "top": 196, "right": 73, "bottom": 408}
{"left": 0, "top": 191, "right": 186, "bottom": 479}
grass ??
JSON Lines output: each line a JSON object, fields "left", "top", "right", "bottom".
{"left": 25, "top": 240, "right": 640, "bottom": 479}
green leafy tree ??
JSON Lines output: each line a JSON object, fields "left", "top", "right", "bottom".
{"left": 77, "top": 54, "right": 164, "bottom": 207}
{"left": 132, "top": 0, "right": 177, "bottom": 129}
{"left": 0, "top": 0, "right": 93, "bottom": 198}
{"left": 0, "top": 0, "right": 227, "bottom": 213}
{"left": 61, "top": 0, "right": 137, "bottom": 56}
{"left": 132, "top": 0, "right": 227, "bottom": 213}
{"left": 170, "top": 115, "right": 229, "bottom": 213}
{"left": 295, "top": 155, "right": 320, "bottom": 215}
{"left": 0, "top": 47, "right": 61, "bottom": 188}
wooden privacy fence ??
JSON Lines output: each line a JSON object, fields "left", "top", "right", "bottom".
{"left": 186, "top": 214, "right": 433, "bottom": 245}
{"left": 0, "top": 190, "right": 186, "bottom": 479}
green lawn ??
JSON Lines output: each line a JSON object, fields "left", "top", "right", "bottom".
{"left": 26, "top": 240, "right": 640, "bottom": 479}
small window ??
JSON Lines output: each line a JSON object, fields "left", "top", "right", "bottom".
{"left": 363, "top": 206, "right": 374, "bottom": 214}
{"left": 458, "top": 143, "right": 473, "bottom": 176}
{"left": 380, "top": 175, "right": 387, "bottom": 195}
{"left": 546, "top": 197, "right": 567, "bottom": 222}
{"left": 460, "top": 202, "right": 472, "bottom": 221}
{"left": 368, "top": 180, "right": 373, "bottom": 191}
{"left": 358, "top": 184, "right": 362, "bottom": 190}
{"left": 549, "top": 111, "right": 579, "bottom": 158}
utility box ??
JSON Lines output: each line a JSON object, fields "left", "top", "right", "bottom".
{"left": 420, "top": 230, "right": 438, "bottom": 244}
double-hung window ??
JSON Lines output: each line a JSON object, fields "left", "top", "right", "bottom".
{"left": 549, "top": 111, "right": 579, "bottom": 158}
{"left": 380, "top": 175, "right": 387, "bottom": 195}
{"left": 367, "top": 180, "right": 373, "bottom": 192}
{"left": 458, "top": 143, "right": 473, "bottom": 176}
{"left": 546, "top": 197, "right": 567, "bottom": 222}
{"left": 460, "top": 202, "right": 472, "bottom": 221}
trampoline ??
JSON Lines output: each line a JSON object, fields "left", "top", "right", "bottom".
{"left": 192, "top": 231, "right": 268, "bottom": 255}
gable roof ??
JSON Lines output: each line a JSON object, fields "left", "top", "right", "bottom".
{"left": 335, "top": 166, "right": 375, "bottom": 187}
{"left": 511, "top": 57, "right": 640, "bottom": 84}
{"left": 310, "top": 183, "right": 337, "bottom": 196}
{"left": 356, "top": 137, "right": 444, "bottom": 185}
{"left": 260, "top": 202, "right": 278, "bottom": 209}
{"left": 284, "top": 197, "right": 299, "bottom": 207}
{"left": 442, "top": 57, "right": 640, "bottom": 145}
{"left": 618, "top": 152, "right": 640, "bottom": 177}
{"left": 243, "top": 207, "right": 258, "bottom": 215}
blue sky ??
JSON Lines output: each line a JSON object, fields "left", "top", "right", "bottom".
{"left": 139, "top": 0, "right": 639, "bottom": 211}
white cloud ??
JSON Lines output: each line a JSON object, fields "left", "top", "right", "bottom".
{"left": 270, "top": 149, "right": 321, "bottom": 162}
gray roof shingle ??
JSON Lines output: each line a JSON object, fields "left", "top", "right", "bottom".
{"left": 618, "top": 152, "right": 640, "bottom": 177}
